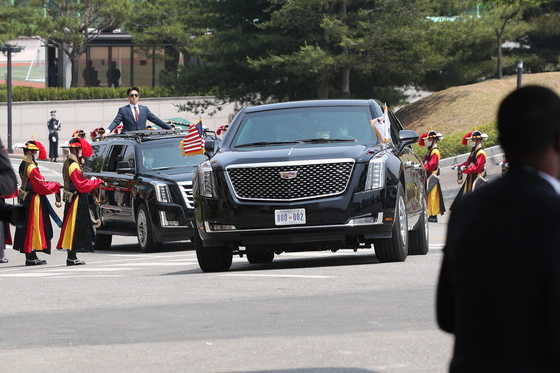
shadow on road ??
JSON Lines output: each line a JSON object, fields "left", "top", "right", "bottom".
{"left": 216, "top": 369, "right": 379, "bottom": 373}
{"left": 168, "top": 251, "right": 381, "bottom": 276}
{"left": 232, "top": 252, "right": 379, "bottom": 272}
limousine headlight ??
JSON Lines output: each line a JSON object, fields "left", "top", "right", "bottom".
{"left": 198, "top": 161, "right": 218, "bottom": 198}
{"left": 153, "top": 182, "right": 172, "bottom": 203}
{"left": 365, "top": 156, "right": 386, "bottom": 190}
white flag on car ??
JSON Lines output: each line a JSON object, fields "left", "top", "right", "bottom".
{"left": 370, "top": 104, "right": 391, "bottom": 143}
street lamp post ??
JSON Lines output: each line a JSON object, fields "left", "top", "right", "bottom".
{"left": 517, "top": 60, "right": 523, "bottom": 90}
{"left": 0, "top": 44, "right": 23, "bottom": 153}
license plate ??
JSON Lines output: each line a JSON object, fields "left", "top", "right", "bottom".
{"left": 275, "top": 209, "right": 306, "bottom": 226}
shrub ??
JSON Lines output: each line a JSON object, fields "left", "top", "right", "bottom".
{"left": 0, "top": 86, "right": 179, "bottom": 102}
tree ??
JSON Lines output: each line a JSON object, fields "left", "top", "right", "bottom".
{"left": 28, "top": 0, "right": 132, "bottom": 87}
{"left": 481, "top": 0, "right": 541, "bottom": 79}
{"left": 0, "top": 3, "right": 38, "bottom": 45}
{"left": 418, "top": 8, "right": 497, "bottom": 91}
{"left": 158, "top": 0, "right": 442, "bottom": 115}
{"left": 155, "top": 0, "right": 287, "bottom": 113}
{"left": 125, "top": 0, "right": 191, "bottom": 77}
{"left": 519, "top": 1, "right": 560, "bottom": 73}
{"left": 250, "top": 0, "right": 439, "bottom": 101}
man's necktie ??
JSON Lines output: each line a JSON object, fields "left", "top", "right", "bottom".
{"left": 134, "top": 106, "right": 139, "bottom": 123}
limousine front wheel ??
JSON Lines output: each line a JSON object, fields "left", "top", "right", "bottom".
{"left": 136, "top": 204, "right": 162, "bottom": 253}
{"left": 195, "top": 229, "right": 233, "bottom": 272}
{"left": 373, "top": 185, "right": 408, "bottom": 262}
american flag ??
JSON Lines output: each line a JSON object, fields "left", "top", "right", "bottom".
{"left": 181, "top": 120, "right": 205, "bottom": 156}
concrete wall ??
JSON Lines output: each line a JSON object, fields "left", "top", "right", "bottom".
{"left": 0, "top": 96, "right": 236, "bottom": 152}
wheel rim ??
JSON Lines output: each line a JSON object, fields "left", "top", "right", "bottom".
{"left": 398, "top": 196, "right": 407, "bottom": 247}
{"left": 137, "top": 209, "right": 147, "bottom": 247}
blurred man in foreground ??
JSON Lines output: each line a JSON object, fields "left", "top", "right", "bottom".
{"left": 437, "top": 85, "right": 560, "bottom": 372}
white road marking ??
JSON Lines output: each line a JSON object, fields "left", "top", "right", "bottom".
{"left": 279, "top": 252, "right": 350, "bottom": 257}
{"left": 221, "top": 274, "right": 335, "bottom": 279}
{"left": 83, "top": 254, "right": 193, "bottom": 265}
{"left": 44, "top": 275, "right": 127, "bottom": 278}
{"left": 107, "top": 262, "right": 198, "bottom": 267}
{"left": 165, "top": 258, "right": 199, "bottom": 262}
{"left": 49, "top": 267, "right": 136, "bottom": 272}
{"left": 0, "top": 273, "right": 61, "bottom": 277}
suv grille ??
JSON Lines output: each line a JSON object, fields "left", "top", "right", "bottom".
{"left": 226, "top": 160, "right": 355, "bottom": 201}
{"left": 177, "top": 181, "right": 194, "bottom": 208}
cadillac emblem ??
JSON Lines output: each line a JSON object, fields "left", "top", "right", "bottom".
{"left": 279, "top": 171, "right": 298, "bottom": 180}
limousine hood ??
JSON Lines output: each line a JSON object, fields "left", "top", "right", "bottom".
{"left": 142, "top": 167, "right": 196, "bottom": 183}
{"left": 211, "top": 142, "right": 389, "bottom": 170}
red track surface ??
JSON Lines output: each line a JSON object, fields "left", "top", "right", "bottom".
{"left": 0, "top": 79, "right": 45, "bottom": 88}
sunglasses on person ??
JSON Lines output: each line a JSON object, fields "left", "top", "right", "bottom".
{"left": 129, "top": 94, "right": 139, "bottom": 97}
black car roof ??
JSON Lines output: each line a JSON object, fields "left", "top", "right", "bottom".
{"left": 99, "top": 129, "right": 217, "bottom": 144}
{"left": 242, "top": 99, "right": 379, "bottom": 113}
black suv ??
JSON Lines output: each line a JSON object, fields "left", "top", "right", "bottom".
{"left": 192, "top": 99, "right": 429, "bottom": 272}
{"left": 83, "top": 129, "right": 217, "bottom": 252}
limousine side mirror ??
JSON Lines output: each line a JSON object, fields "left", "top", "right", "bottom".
{"left": 116, "top": 161, "right": 135, "bottom": 174}
{"left": 205, "top": 138, "right": 218, "bottom": 158}
{"left": 396, "top": 130, "right": 419, "bottom": 154}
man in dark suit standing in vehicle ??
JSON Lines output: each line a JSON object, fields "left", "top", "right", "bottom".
{"left": 105, "top": 87, "right": 172, "bottom": 136}
{"left": 437, "top": 85, "right": 560, "bottom": 372}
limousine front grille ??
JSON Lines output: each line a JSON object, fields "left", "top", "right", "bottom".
{"left": 177, "top": 181, "right": 194, "bottom": 208}
{"left": 226, "top": 160, "right": 354, "bottom": 201}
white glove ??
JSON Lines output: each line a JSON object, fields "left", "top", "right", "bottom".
{"left": 452, "top": 166, "right": 458, "bottom": 170}
{"left": 460, "top": 165, "right": 467, "bottom": 171}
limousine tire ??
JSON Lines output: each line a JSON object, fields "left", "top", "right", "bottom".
{"left": 246, "top": 248, "right": 274, "bottom": 264}
{"left": 373, "top": 185, "right": 408, "bottom": 262}
{"left": 409, "top": 196, "right": 429, "bottom": 255}
{"left": 136, "top": 204, "right": 162, "bottom": 253}
{"left": 195, "top": 229, "right": 233, "bottom": 272}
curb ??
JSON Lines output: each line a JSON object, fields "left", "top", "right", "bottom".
{"left": 439, "top": 145, "right": 503, "bottom": 168}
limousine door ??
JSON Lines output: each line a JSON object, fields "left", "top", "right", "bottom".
{"left": 99, "top": 144, "right": 136, "bottom": 225}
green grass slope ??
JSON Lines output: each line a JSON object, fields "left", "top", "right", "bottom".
{"left": 397, "top": 72, "right": 560, "bottom": 136}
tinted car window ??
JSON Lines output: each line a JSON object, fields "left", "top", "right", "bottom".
{"left": 84, "top": 144, "right": 108, "bottom": 173}
{"left": 140, "top": 137, "right": 206, "bottom": 172}
{"left": 388, "top": 112, "right": 401, "bottom": 144}
{"left": 105, "top": 145, "right": 125, "bottom": 172}
{"left": 121, "top": 145, "right": 136, "bottom": 169}
{"left": 232, "top": 106, "right": 378, "bottom": 146}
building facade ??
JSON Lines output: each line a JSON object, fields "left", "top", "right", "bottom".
{"left": 48, "top": 31, "right": 180, "bottom": 89}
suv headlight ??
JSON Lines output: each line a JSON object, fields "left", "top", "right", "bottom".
{"left": 153, "top": 182, "right": 172, "bottom": 203}
{"left": 198, "top": 161, "right": 218, "bottom": 198}
{"left": 365, "top": 156, "right": 386, "bottom": 190}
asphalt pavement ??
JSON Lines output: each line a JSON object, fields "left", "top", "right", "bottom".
{"left": 0, "top": 147, "right": 506, "bottom": 373}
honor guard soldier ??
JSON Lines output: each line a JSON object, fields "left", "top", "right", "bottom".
{"left": 451, "top": 130, "right": 488, "bottom": 209}
{"left": 217, "top": 123, "right": 229, "bottom": 136}
{"left": 13, "top": 139, "right": 62, "bottom": 266}
{"left": 90, "top": 127, "right": 106, "bottom": 142}
{"left": 47, "top": 110, "right": 61, "bottom": 162}
{"left": 419, "top": 130, "right": 446, "bottom": 222}
{"left": 57, "top": 137, "right": 103, "bottom": 265}
{"left": 74, "top": 129, "right": 87, "bottom": 139}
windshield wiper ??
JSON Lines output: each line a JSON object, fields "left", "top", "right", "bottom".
{"left": 236, "top": 141, "right": 297, "bottom": 148}
{"left": 297, "top": 138, "right": 357, "bottom": 143}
